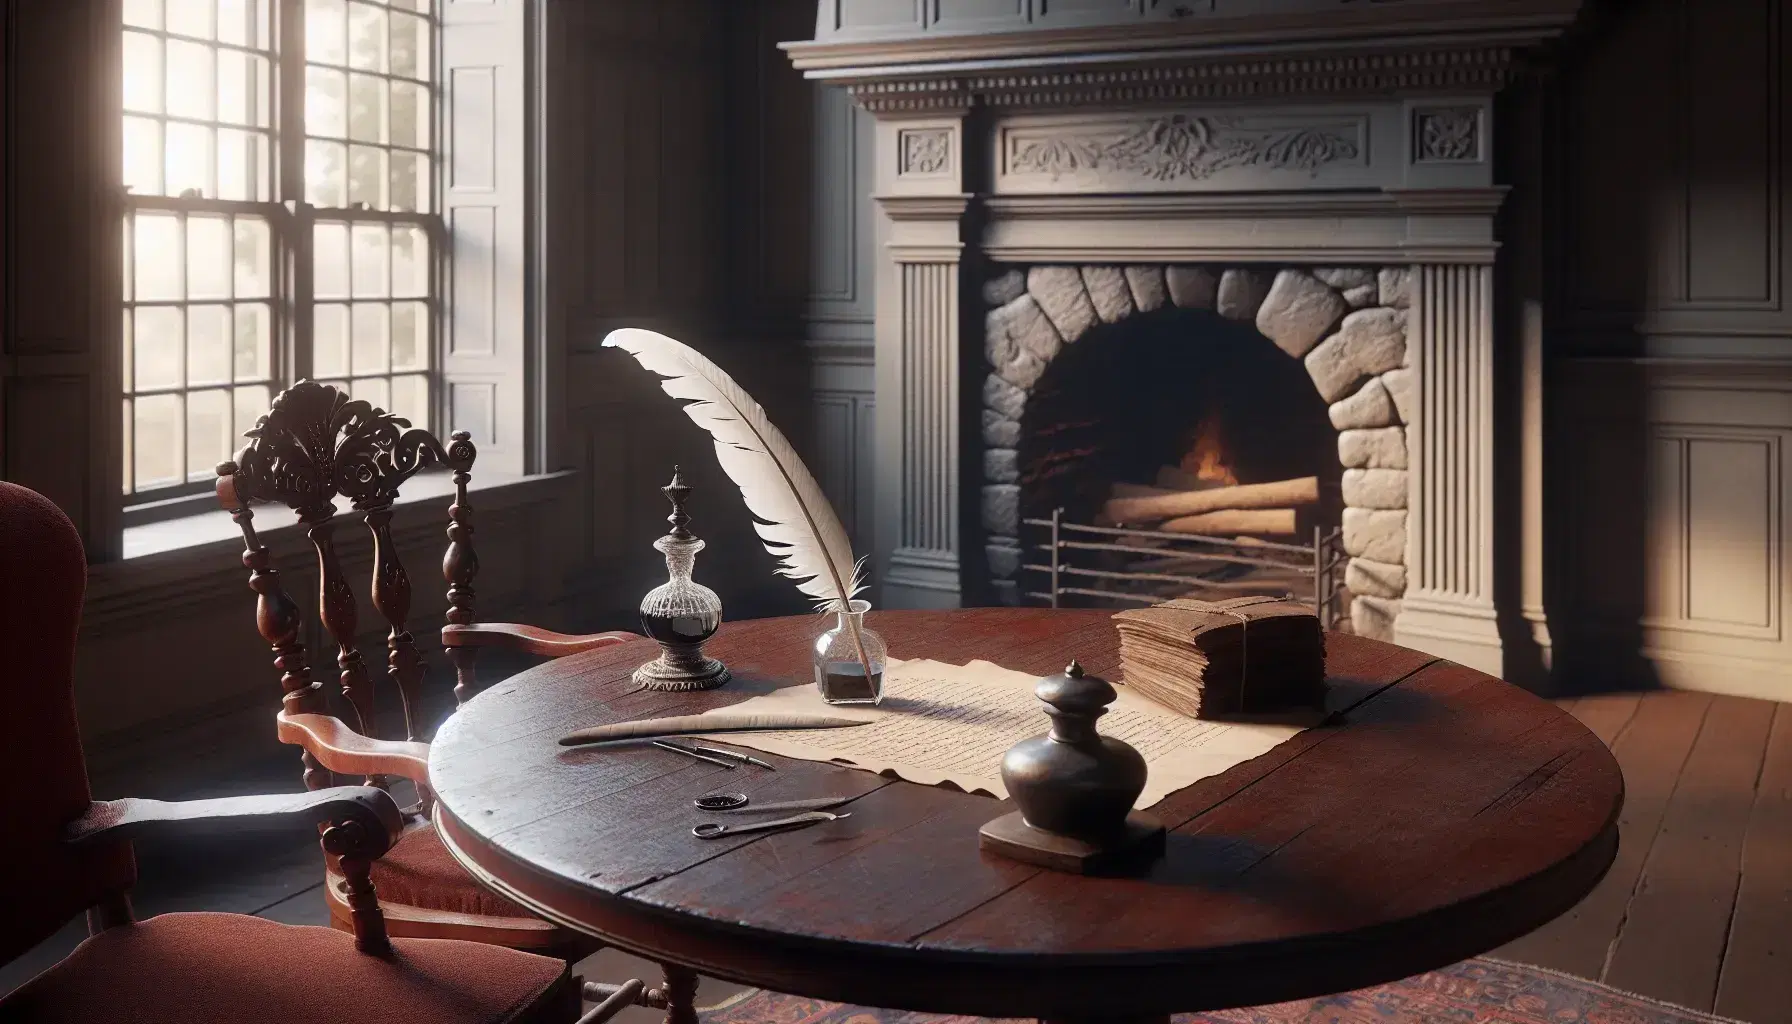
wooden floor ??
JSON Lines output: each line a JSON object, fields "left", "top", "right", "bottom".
{"left": 1496, "top": 690, "right": 1792, "bottom": 1023}
{"left": 4, "top": 689, "right": 1788, "bottom": 1022}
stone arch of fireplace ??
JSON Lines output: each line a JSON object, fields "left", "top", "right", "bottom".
{"left": 978, "top": 264, "right": 1415, "bottom": 637}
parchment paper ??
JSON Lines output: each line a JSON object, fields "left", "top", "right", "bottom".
{"left": 692, "top": 658, "right": 1309, "bottom": 810}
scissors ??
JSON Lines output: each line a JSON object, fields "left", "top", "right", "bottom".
{"left": 691, "top": 810, "right": 850, "bottom": 840}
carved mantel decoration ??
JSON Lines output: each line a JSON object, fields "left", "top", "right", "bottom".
{"left": 784, "top": 0, "right": 1585, "bottom": 674}
{"left": 1007, "top": 114, "right": 1363, "bottom": 183}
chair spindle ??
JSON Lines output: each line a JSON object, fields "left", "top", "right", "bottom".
{"left": 443, "top": 431, "right": 480, "bottom": 704}
{"left": 365, "top": 504, "right": 426, "bottom": 742}
{"left": 321, "top": 819, "right": 391, "bottom": 955}
{"left": 217, "top": 466, "right": 331, "bottom": 792}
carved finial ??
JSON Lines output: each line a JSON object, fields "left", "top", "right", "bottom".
{"left": 663, "top": 466, "right": 693, "bottom": 540}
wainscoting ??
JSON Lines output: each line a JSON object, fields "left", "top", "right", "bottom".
{"left": 1553, "top": 361, "right": 1792, "bottom": 704}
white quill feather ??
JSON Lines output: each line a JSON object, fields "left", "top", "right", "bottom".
{"left": 602, "top": 328, "right": 868, "bottom": 620}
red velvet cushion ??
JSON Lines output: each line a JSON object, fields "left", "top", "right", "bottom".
{"left": 0, "top": 912, "right": 571, "bottom": 1024}
{"left": 371, "top": 822, "right": 534, "bottom": 919}
{"left": 0, "top": 483, "right": 136, "bottom": 965}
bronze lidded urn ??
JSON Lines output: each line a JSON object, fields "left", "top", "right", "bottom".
{"left": 979, "top": 661, "right": 1166, "bottom": 874}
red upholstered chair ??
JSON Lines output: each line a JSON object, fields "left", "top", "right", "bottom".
{"left": 0, "top": 479, "right": 652, "bottom": 1024}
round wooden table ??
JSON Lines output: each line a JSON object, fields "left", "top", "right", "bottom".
{"left": 429, "top": 609, "right": 1623, "bottom": 1022}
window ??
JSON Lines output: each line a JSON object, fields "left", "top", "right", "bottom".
{"left": 120, "top": 0, "right": 437, "bottom": 503}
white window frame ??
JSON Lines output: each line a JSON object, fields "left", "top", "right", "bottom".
{"left": 117, "top": 0, "right": 535, "bottom": 531}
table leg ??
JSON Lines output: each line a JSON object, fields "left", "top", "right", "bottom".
{"left": 661, "top": 963, "right": 699, "bottom": 1024}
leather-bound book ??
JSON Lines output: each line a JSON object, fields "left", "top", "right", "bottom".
{"left": 1111, "top": 596, "right": 1325, "bottom": 719}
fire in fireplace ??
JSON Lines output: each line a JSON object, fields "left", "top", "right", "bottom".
{"left": 981, "top": 264, "right": 1413, "bottom": 637}
{"left": 1013, "top": 304, "right": 1343, "bottom": 533}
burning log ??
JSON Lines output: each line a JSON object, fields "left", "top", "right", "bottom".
{"left": 1109, "top": 482, "right": 1177, "bottom": 498}
{"left": 1104, "top": 476, "right": 1319, "bottom": 524}
{"left": 1158, "top": 508, "right": 1298, "bottom": 537}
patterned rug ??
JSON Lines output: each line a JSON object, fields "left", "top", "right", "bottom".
{"left": 698, "top": 958, "right": 1748, "bottom": 1024}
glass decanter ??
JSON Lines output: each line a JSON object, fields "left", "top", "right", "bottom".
{"left": 812, "top": 599, "right": 888, "bottom": 705}
{"left": 634, "top": 468, "right": 729, "bottom": 691}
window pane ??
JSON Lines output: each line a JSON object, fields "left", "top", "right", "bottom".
{"left": 314, "top": 222, "right": 351, "bottom": 298}
{"left": 123, "top": 399, "right": 135, "bottom": 493}
{"left": 234, "top": 385, "right": 271, "bottom": 438}
{"left": 187, "top": 304, "right": 232, "bottom": 386}
{"left": 233, "top": 217, "right": 270, "bottom": 298}
{"left": 124, "top": 117, "right": 162, "bottom": 195}
{"left": 123, "top": 32, "right": 163, "bottom": 114}
{"left": 134, "top": 307, "right": 184, "bottom": 390}
{"left": 165, "top": 121, "right": 213, "bottom": 197}
{"left": 216, "top": 0, "right": 269, "bottom": 48}
{"left": 187, "top": 388, "right": 233, "bottom": 481}
{"left": 392, "top": 226, "right": 427, "bottom": 297}
{"left": 391, "top": 301, "right": 427, "bottom": 369}
{"left": 389, "top": 12, "right": 427, "bottom": 80}
{"left": 166, "top": 39, "right": 216, "bottom": 121}
{"left": 389, "top": 81, "right": 427, "bottom": 149}
{"left": 305, "top": 139, "right": 348, "bottom": 207}
{"left": 314, "top": 304, "right": 350, "bottom": 377}
{"left": 348, "top": 145, "right": 385, "bottom": 209}
{"left": 236, "top": 303, "right": 271, "bottom": 380}
{"left": 388, "top": 150, "right": 426, "bottom": 212}
{"left": 125, "top": 0, "right": 162, "bottom": 30}
{"left": 390, "top": 374, "right": 428, "bottom": 431}
{"left": 317, "top": 379, "right": 350, "bottom": 395}
{"left": 351, "top": 224, "right": 388, "bottom": 297}
{"left": 351, "top": 375, "right": 390, "bottom": 412}
{"left": 122, "top": 309, "right": 135, "bottom": 389}
{"left": 217, "top": 50, "right": 271, "bottom": 127}
{"left": 216, "top": 128, "right": 271, "bottom": 202}
{"left": 135, "top": 394, "right": 184, "bottom": 488}
{"left": 347, "top": 2, "right": 386, "bottom": 72}
{"left": 306, "top": 66, "right": 347, "bottom": 138}
{"left": 351, "top": 303, "right": 389, "bottom": 374}
{"left": 187, "top": 214, "right": 231, "bottom": 300}
{"left": 307, "top": 0, "right": 348, "bottom": 66}
{"left": 166, "top": 0, "right": 215, "bottom": 39}
{"left": 134, "top": 212, "right": 183, "bottom": 301}
{"left": 348, "top": 73, "right": 383, "bottom": 144}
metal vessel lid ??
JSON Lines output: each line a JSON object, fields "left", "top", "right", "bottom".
{"left": 1035, "top": 660, "right": 1117, "bottom": 717}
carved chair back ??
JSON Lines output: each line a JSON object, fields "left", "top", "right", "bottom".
{"left": 0, "top": 482, "right": 139, "bottom": 964}
{"left": 215, "top": 380, "right": 481, "bottom": 790}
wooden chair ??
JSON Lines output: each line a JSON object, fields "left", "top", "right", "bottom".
{"left": 213, "top": 381, "right": 698, "bottom": 1020}
{"left": 0, "top": 479, "right": 655, "bottom": 1024}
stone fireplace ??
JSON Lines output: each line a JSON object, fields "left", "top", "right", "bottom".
{"left": 978, "top": 264, "right": 1414, "bottom": 637}
{"left": 784, "top": 0, "right": 1584, "bottom": 675}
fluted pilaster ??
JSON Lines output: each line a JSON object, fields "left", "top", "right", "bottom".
{"left": 871, "top": 114, "right": 970, "bottom": 608}
{"left": 1395, "top": 263, "right": 1503, "bottom": 673}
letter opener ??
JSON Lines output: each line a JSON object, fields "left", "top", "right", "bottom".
{"left": 559, "top": 713, "right": 872, "bottom": 746}
{"left": 691, "top": 810, "right": 850, "bottom": 840}
{"left": 650, "top": 740, "right": 736, "bottom": 769}
{"left": 659, "top": 740, "right": 775, "bottom": 770}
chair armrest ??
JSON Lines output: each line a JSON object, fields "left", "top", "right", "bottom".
{"left": 442, "top": 622, "right": 634, "bottom": 658}
{"left": 65, "top": 786, "right": 403, "bottom": 858}
{"left": 277, "top": 712, "right": 433, "bottom": 788}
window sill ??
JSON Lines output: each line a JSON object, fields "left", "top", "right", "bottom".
{"left": 85, "top": 470, "right": 576, "bottom": 632}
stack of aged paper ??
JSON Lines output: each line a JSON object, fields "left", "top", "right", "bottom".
{"left": 687, "top": 658, "right": 1309, "bottom": 809}
{"left": 1111, "top": 596, "right": 1326, "bottom": 720}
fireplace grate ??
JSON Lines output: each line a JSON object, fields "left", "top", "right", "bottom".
{"left": 1019, "top": 509, "right": 1348, "bottom": 629}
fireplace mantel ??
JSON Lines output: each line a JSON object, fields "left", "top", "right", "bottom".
{"left": 784, "top": 0, "right": 1584, "bottom": 109}
{"left": 786, "top": 0, "right": 1584, "bottom": 676}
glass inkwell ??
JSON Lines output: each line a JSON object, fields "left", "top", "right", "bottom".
{"left": 633, "top": 467, "right": 730, "bottom": 691}
{"left": 812, "top": 600, "right": 888, "bottom": 705}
